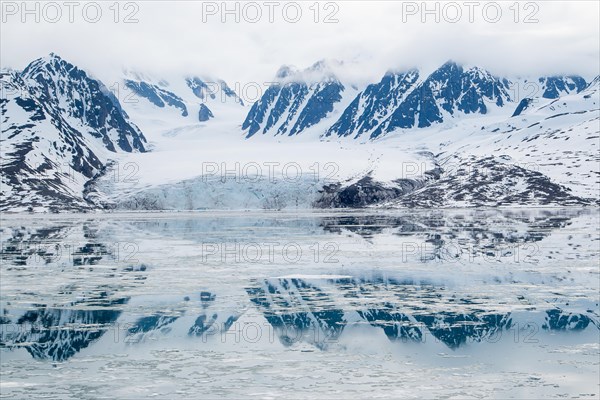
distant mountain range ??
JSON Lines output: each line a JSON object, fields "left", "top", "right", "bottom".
{"left": 247, "top": 59, "right": 590, "bottom": 139}
{"left": 1, "top": 54, "right": 598, "bottom": 211}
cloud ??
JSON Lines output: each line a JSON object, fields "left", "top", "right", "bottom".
{"left": 1, "top": 0, "right": 598, "bottom": 86}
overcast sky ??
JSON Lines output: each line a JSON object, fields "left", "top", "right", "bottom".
{"left": 1, "top": 0, "right": 599, "bottom": 85}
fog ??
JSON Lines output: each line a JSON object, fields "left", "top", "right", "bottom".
{"left": 1, "top": 1, "right": 598, "bottom": 85}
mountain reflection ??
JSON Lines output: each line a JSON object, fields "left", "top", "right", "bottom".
{"left": 1, "top": 209, "right": 597, "bottom": 362}
{"left": 0, "top": 222, "right": 147, "bottom": 361}
{"left": 1, "top": 296, "right": 126, "bottom": 361}
{"left": 246, "top": 276, "right": 598, "bottom": 350}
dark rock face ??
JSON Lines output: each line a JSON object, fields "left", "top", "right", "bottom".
{"left": 186, "top": 76, "right": 216, "bottom": 100}
{"left": 325, "top": 69, "right": 420, "bottom": 139}
{"left": 198, "top": 103, "right": 214, "bottom": 122}
{"left": 538, "top": 76, "right": 587, "bottom": 99}
{"left": 243, "top": 80, "right": 344, "bottom": 137}
{"left": 314, "top": 155, "right": 593, "bottom": 209}
{"left": 512, "top": 98, "right": 534, "bottom": 117}
{"left": 290, "top": 80, "right": 344, "bottom": 135}
{"left": 326, "top": 61, "right": 514, "bottom": 139}
{"left": 186, "top": 77, "right": 242, "bottom": 105}
{"left": 125, "top": 79, "right": 188, "bottom": 117}
{"left": 1, "top": 73, "right": 103, "bottom": 211}
{"left": 242, "top": 84, "right": 280, "bottom": 136}
{"left": 315, "top": 176, "right": 427, "bottom": 208}
{"left": 243, "top": 62, "right": 345, "bottom": 138}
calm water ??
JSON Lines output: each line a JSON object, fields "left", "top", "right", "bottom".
{"left": 1, "top": 209, "right": 599, "bottom": 399}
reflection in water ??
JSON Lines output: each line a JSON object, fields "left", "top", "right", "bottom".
{"left": 544, "top": 308, "right": 596, "bottom": 331}
{"left": 246, "top": 276, "right": 597, "bottom": 350}
{"left": 1, "top": 222, "right": 146, "bottom": 361}
{"left": 2, "top": 296, "right": 127, "bottom": 361}
{"left": 320, "top": 210, "right": 576, "bottom": 261}
{"left": 0, "top": 209, "right": 598, "bottom": 398}
{"left": 247, "top": 278, "right": 346, "bottom": 348}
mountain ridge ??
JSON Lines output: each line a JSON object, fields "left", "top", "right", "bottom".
{"left": 1, "top": 53, "right": 597, "bottom": 212}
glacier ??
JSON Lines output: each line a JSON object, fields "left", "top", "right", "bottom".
{"left": 1, "top": 54, "right": 599, "bottom": 212}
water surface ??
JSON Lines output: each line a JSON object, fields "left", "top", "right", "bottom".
{"left": 1, "top": 209, "right": 599, "bottom": 399}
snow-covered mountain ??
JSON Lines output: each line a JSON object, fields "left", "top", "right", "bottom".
{"left": 117, "top": 69, "right": 246, "bottom": 141}
{"left": 1, "top": 54, "right": 597, "bottom": 212}
{"left": 0, "top": 54, "right": 146, "bottom": 212}
{"left": 319, "top": 78, "right": 599, "bottom": 208}
{"left": 370, "top": 62, "right": 513, "bottom": 137}
{"left": 324, "top": 69, "right": 420, "bottom": 139}
{"left": 325, "top": 62, "right": 589, "bottom": 140}
{"left": 327, "top": 61, "right": 514, "bottom": 139}
{"left": 21, "top": 54, "right": 147, "bottom": 153}
{"left": 242, "top": 60, "right": 357, "bottom": 138}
